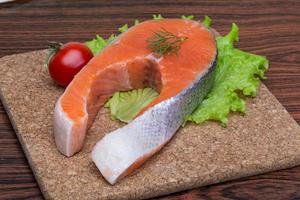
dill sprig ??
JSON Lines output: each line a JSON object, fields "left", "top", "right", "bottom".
{"left": 147, "top": 28, "right": 188, "bottom": 56}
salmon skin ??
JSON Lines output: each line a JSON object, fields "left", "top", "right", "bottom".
{"left": 92, "top": 61, "right": 216, "bottom": 184}
{"left": 53, "top": 19, "right": 217, "bottom": 184}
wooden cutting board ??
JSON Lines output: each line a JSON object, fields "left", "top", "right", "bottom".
{"left": 1, "top": 50, "right": 300, "bottom": 200}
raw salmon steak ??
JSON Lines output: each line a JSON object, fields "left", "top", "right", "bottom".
{"left": 54, "top": 19, "right": 217, "bottom": 184}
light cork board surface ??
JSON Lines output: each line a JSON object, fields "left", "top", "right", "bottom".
{"left": 0, "top": 50, "right": 300, "bottom": 200}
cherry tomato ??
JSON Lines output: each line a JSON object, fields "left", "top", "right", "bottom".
{"left": 48, "top": 42, "right": 93, "bottom": 87}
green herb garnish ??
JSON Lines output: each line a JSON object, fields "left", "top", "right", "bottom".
{"left": 147, "top": 28, "right": 188, "bottom": 56}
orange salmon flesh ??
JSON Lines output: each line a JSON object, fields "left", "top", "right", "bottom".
{"left": 54, "top": 19, "right": 217, "bottom": 183}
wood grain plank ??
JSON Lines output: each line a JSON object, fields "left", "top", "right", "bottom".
{"left": 0, "top": 0, "right": 299, "bottom": 199}
{"left": 0, "top": 106, "right": 42, "bottom": 199}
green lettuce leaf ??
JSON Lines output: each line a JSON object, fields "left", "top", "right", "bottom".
{"left": 104, "top": 88, "right": 159, "bottom": 122}
{"left": 202, "top": 16, "right": 212, "bottom": 28}
{"left": 85, "top": 35, "right": 107, "bottom": 55}
{"left": 106, "top": 34, "right": 117, "bottom": 44}
{"left": 118, "top": 24, "right": 129, "bottom": 33}
{"left": 85, "top": 23, "right": 129, "bottom": 55}
{"left": 153, "top": 14, "right": 164, "bottom": 20}
{"left": 187, "top": 23, "right": 268, "bottom": 126}
{"left": 181, "top": 15, "right": 194, "bottom": 20}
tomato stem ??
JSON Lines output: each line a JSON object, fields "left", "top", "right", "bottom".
{"left": 46, "top": 41, "right": 63, "bottom": 65}
{"left": 48, "top": 41, "right": 62, "bottom": 52}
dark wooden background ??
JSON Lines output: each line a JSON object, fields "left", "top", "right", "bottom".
{"left": 0, "top": 0, "right": 299, "bottom": 199}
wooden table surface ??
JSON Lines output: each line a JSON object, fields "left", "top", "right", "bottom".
{"left": 0, "top": 0, "right": 300, "bottom": 199}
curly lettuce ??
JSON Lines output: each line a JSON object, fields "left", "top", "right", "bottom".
{"left": 104, "top": 88, "right": 158, "bottom": 122}
{"left": 187, "top": 23, "right": 268, "bottom": 126}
